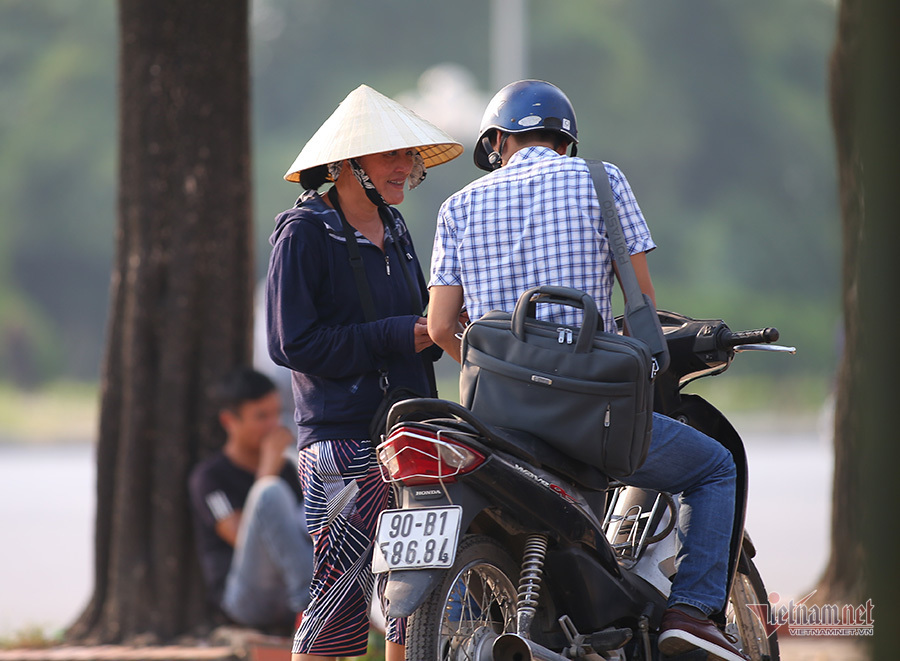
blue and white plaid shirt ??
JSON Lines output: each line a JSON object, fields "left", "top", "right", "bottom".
{"left": 430, "top": 146, "right": 656, "bottom": 333}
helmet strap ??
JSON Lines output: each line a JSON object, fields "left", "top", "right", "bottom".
{"left": 482, "top": 136, "right": 502, "bottom": 170}
{"left": 485, "top": 130, "right": 510, "bottom": 169}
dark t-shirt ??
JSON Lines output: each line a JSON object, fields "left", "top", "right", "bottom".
{"left": 188, "top": 452, "right": 303, "bottom": 607}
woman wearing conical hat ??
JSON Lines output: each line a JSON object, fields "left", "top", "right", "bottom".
{"left": 265, "top": 85, "right": 462, "bottom": 661}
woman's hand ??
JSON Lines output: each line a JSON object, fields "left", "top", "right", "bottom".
{"left": 414, "top": 317, "right": 435, "bottom": 352}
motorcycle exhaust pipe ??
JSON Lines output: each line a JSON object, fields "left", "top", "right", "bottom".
{"left": 492, "top": 633, "right": 571, "bottom": 661}
{"left": 466, "top": 629, "right": 502, "bottom": 661}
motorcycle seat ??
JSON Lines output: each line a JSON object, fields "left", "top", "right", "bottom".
{"left": 386, "top": 398, "right": 609, "bottom": 492}
{"left": 489, "top": 425, "right": 610, "bottom": 492}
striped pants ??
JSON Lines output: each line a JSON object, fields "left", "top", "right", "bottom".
{"left": 292, "top": 439, "right": 405, "bottom": 657}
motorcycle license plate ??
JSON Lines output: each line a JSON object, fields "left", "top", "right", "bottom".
{"left": 372, "top": 506, "right": 462, "bottom": 573}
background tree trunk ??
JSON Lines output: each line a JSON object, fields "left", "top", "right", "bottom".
{"left": 68, "top": 0, "right": 252, "bottom": 643}
{"left": 814, "top": 0, "right": 864, "bottom": 607}
{"left": 821, "top": 2, "right": 900, "bottom": 654}
{"left": 856, "top": 1, "right": 900, "bottom": 656}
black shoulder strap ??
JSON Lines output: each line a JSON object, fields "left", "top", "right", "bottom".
{"left": 381, "top": 207, "right": 424, "bottom": 315}
{"left": 328, "top": 186, "right": 379, "bottom": 323}
{"left": 585, "top": 161, "right": 645, "bottom": 310}
{"left": 328, "top": 186, "right": 392, "bottom": 393}
{"left": 584, "top": 160, "right": 670, "bottom": 376}
{"left": 328, "top": 187, "right": 430, "bottom": 393}
{"left": 380, "top": 206, "right": 437, "bottom": 399}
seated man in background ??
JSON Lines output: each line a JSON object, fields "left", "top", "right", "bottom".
{"left": 189, "top": 367, "right": 313, "bottom": 631}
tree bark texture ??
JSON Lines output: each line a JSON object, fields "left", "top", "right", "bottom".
{"left": 69, "top": 0, "right": 252, "bottom": 643}
{"left": 815, "top": 0, "right": 865, "bottom": 606}
{"left": 855, "top": 1, "right": 900, "bottom": 656}
{"left": 820, "top": 7, "right": 900, "bottom": 655}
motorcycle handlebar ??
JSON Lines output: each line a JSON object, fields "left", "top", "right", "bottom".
{"left": 717, "top": 327, "right": 780, "bottom": 349}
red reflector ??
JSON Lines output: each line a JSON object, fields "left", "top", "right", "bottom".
{"left": 376, "top": 426, "right": 485, "bottom": 485}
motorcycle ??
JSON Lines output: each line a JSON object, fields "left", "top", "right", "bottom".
{"left": 373, "top": 311, "right": 794, "bottom": 661}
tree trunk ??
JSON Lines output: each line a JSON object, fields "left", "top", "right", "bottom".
{"left": 856, "top": 2, "right": 900, "bottom": 656}
{"left": 821, "top": 6, "right": 900, "bottom": 655}
{"left": 814, "top": 0, "right": 865, "bottom": 606}
{"left": 68, "top": 0, "right": 252, "bottom": 644}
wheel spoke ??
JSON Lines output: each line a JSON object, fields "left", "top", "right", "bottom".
{"left": 405, "top": 536, "right": 521, "bottom": 661}
{"left": 440, "top": 564, "right": 516, "bottom": 659}
{"left": 725, "top": 555, "right": 780, "bottom": 660}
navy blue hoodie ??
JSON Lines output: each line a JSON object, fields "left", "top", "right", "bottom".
{"left": 266, "top": 189, "right": 439, "bottom": 448}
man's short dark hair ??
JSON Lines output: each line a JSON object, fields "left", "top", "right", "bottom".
{"left": 216, "top": 367, "right": 277, "bottom": 412}
{"left": 524, "top": 128, "right": 570, "bottom": 150}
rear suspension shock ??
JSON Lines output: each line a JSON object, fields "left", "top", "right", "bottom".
{"left": 516, "top": 533, "right": 549, "bottom": 638}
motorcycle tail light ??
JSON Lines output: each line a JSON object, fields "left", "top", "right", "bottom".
{"left": 376, "top": 426, "right": 486, "bottom": 485}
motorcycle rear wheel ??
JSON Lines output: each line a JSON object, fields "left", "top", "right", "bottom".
{"left": 405, "top": 534, "right": 519, "bottom": 661}
{"left": 725, "top": 553, "right": 780, "bottom": 661}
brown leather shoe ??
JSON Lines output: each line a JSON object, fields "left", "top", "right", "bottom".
{"left": 658, "top": 608, "right": 750, "bottom": 661}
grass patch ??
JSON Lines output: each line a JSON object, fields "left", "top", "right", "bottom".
{"left": 0, "top": 625, "right": 64, "bottom": 650}
{"left": 0, "top": 380, "right": 98, "bottom": 443}
{"left": 0, "top": 370, "right": 829, "bottom": 444}
{"left": 685, "top": 372, "right": 830, "bottom": 416}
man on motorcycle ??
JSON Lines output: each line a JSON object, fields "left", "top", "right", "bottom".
{"left": 427, "top": 79, "right": 749, "bottom": 661}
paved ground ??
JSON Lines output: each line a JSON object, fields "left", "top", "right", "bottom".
{"left": 0, "top": 637, "right": 871, "bottom": 661}
{"left": 0, "top": 647, "right": 234, "bottom": 661}
{"left": 0, "top": 629, "right": 292, "bottom": 661}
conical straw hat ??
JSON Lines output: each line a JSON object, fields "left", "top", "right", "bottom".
{"left": 284, "top": 84, "right": 464, "bottom": 183}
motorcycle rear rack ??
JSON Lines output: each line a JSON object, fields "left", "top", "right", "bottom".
{"left": 601, "top": 487, "right": 673, "bottom": 567}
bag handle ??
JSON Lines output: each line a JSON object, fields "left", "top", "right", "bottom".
{"left": 511, "top": 285, "right": 599, "bottom": 354}
{"left": 584, "top": 161, "right": 670, "bottom": 376}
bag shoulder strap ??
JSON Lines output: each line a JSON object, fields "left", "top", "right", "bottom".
{"left": 328, "top": 186, "right": 390, "bottom": 392}
{"left": 584, "top": 160, "right": 670, "bottom": 376}
{"left": 584, "top": 160, "right": 644, "bottom": 310}
{"left": 327, "top": 187, "right": 428, "bottom": 392}
{"left": 328, "top": 187, "right": 423, "bottom": 318}
{"left": 382, "top": 208, "right": 424, "bottom": 315}
{"left": 328, "top": 187, "right": 378, "bottom": 323}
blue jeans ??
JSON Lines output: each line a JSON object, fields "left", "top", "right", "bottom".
{"left": 222, "top": 476, "right": 314, "bottom": 628}
{"left": 620, "top": 413, "right": 737, "bottom": 615}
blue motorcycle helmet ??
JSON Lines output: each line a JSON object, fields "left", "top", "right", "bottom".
{"left": 474, "top": 79, "right": 579, "bottom": 171}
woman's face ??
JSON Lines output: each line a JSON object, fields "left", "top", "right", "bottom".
{"left": 356, "top": 149, "right": 417, "bottom": 205}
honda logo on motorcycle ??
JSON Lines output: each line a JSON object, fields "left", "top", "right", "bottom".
{"left": 413, "top": 487, "right": 443, "bottom": 500}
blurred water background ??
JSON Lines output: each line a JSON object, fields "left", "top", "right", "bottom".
{"left": 0, "top": 410, "right": 832, "bottom": 637}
